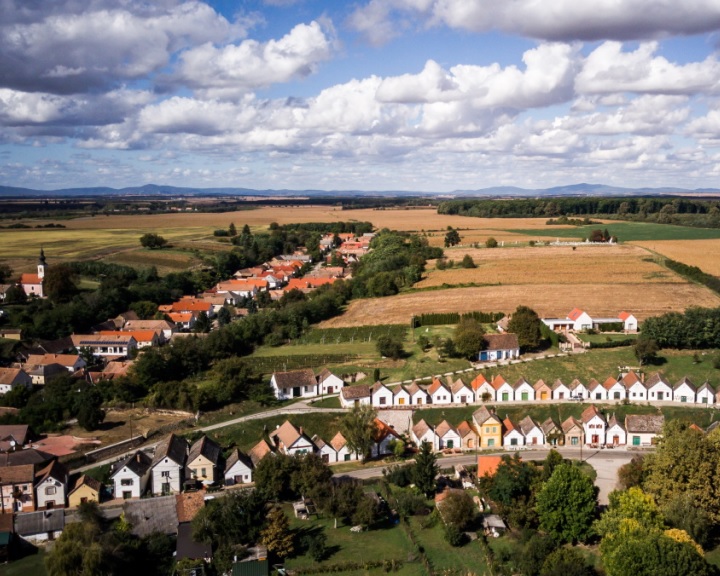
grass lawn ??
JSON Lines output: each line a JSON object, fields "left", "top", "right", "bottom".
{"left": 511, "top": 222, "right": 720, "bottom": 242}
{"left": 407, "top": 516, "right": 489, "bottom": 574}
{"left": 706, "top": 543, "right": 720, "bottom": 568}
{"left": 576, "top": 333, "right": 639, "bottom": 344}
{"left": 310, "top": 396, "right": 342, "bottom": 408}
{"left": 1, "top": 549, "right": 47, "bottom": 576}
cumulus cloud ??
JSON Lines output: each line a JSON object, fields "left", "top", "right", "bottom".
{"left": 0, "top": 0, "right": 242, "bottom": 94}
{"left": 173, "top": 21, "right": 334, "bottom": 99}
{"left": 577, "top": 42, "right": 720, "bottom": 95}
{"left": 350, "top": 0, "right": 720, "bottom": 44}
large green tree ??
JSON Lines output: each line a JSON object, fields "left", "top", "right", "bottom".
{"left": 444, "top": 227, "right": 461, "bottom": 247}
{"left": 340, "top": 404, "right": 377, "bottom": 462}
{"left": 412, "top": 441, "right": 439, "bottom": 497}
{"left": 536, "top": 463, "right": 598, "bottom": 544}
{"left": 507, "top": 305, "right": 544, "bottom": 352}
{"left": 540, "top": 547, "right": 598, "bottom": 576}
{"left": 43, "top": 264, "right": 79, "bottom": 303}
{"left": 454, "top": 317, "right": 486, "bottom": 359}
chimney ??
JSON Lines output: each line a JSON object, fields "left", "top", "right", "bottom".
{"left": 641, "top": 373, "right": 645, "bottom": 383}
{"left": 299, "top": 426, "right": 303, "bottom": 436}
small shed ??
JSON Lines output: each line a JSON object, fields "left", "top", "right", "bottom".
{"left": 14, "top": 510, "right": 64, "bottom": 543}
{"left": 232, "top": 559, "right": 269, "bottom": 576}
{"left": 482, "top": 514, "right": 506, "bottom": 538}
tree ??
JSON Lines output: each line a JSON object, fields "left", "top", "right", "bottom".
{"left": 507, "top": 305, "right": 544, "bottom": 352}
{"left": 352, "top": 493, "right": 381, "bottom": 528}
{"left": 261, "top": 507, "right": 294, "bottom": 559}
{"left": 193, "top": 311, "right": 211, "bottom": 333}
{"left": 663, "top": 493, "right": 712, "bottom": 549}
{"left": 444, "top": 227, "right": 461, "bottom": 247}
{"left": 0, "top": 263, "right": 13, "bottom": 283}
{"left": 485, "top": 237, "right": 498, "bottom": 248}
{"left": 541, "top": 547, "right": 598, "bottom": 576}
{"left": 376, "top": 335, "right": 405, "bottom": 359}
{"left": 43, "top": 264, "right": 79, "bottom": 303}
{"left": 536, "top": 463, "right": 598, "bottom": 543}
{"left": 595, "top": 487, "right": 665, "bottom": 541}
{"left": 217, "top": 305, "right": 232, "bottom": 326}
{"left": 634, "top": 338, "right": 659, "bottom": 365}
{"left": 129, "top": 300, "right": 158, "bottom": 320}
{"left": 139, "top": 233, "right": 168, "bottom": 249}
{"left": 440, "top": 490, "right": 475, "bottom": 530}
{"left": 3, "top": 283, "right": 26, "bottom": 304}
{"left": 460, "top": 254, "right": 476, "bottom": 268}
{"left": 77, "top": 388, "right": 105, "bottom": 431}
{"left": 413, "top": 441, "right": 439, "bottom": 497}
{"left": 454, "top": 317, "right": 485, "bottom": 359}
{"left": 541, "top": 449, "right": 564, "bottom": 481}
{"left": 340, "top": 404, "right": 377, "bottom": 461}
{"left": 617, "top": 455, "right": 645, "bottom": 490}
{"left": 228, "top": 222, "right": 237, "bottom": 236}
{"left": 519, "top": 533, "right": 558, "bottom": 576}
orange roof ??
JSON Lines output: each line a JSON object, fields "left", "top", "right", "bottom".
{"left": 101, "top": 330, "right": 156, "bottom": 343}
{"left": 581, "top": 405, "right": 602, "bottom": 423}
{"left": 502, "top": 417, "right": 515, "bottom": 432}
{"left": 20, "top": 273, "right": 42, "bottom": 285}
{"left": 285, "top": 277, "right": 337, "bottom": 291}
{"left": 567, "top": 307, "right": 585, "bottom": 320}
{"left": 491, "top": 375, "right": 508, "bottom": 390}
{"left": 477, "top": 455, "right": 503, "bottom": 478}
{"left": 373, "top": 418, "right": 400, "bottom": 441}
{"left": 618, "top": 311, "right": 633, "bottom": 320}
{"left": 470, "top": 374, "right": 489, "bottom": 390}
{"left": 621, "top": 371, "right": 641, "bottom": 386}
{"left": 168, "top": 312, "right": 194, "bottom": 322}
{"left": 428, "top": 378, "right": 445, "bottom": 394}
{"left": 603, "top": 376, "right": 619, "bottom": 390}
{"left": 172, "top": 300, "right": 211, "bottom": 312}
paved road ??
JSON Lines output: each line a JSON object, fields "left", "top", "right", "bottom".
{"left": 336, "top": 447, "right": 637, "bottom": 505}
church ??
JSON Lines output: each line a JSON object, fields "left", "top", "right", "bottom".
{"left": 20, "top": 249, "right": 48, "bottom": 298}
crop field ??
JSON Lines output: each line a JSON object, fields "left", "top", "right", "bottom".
{"left": 419, "top": 244, "right": 678, "bottom": 288}
{"left": 514, "top": 221, "right": 720, "bottom": 242}
{"left": 631, "top": 239, "right": 720, "bottom": 276}
{"left": 321, "top": 280, "right": 720, "bottom": 327}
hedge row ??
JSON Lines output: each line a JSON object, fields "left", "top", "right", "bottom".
{"left": 665, "top": 258, "right": 720, "bottom": 295}
{"left": 588, "top": 339, "right": 637, "bottom": 349}
{"left": 295, "top": 559, "right": 404, "bottom": 574}
{"left": 414, "top": 311, "right": 505, "bottom": 327}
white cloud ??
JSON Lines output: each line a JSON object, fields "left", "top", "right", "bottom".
{"left": 174, "top": 21, "right": 334, "bottom": 99}
{"left": 577, "top": 42, "right": 720, "bottom": 95}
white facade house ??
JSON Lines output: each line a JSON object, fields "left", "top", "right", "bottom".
{"left": 340, "top": 385, "right": 371, "bottom": 408}
{"left": 270, "top": 369, "right": 318, "bottom": 400}
{"left": 581, "top": 406, "right": 606, "bottom": 446}
{"left": 427, "top": 379, "right": 452, "bottom": 405}
{"left": 625, "top": 414, "right": 664, "bottom": 446}
{"left": 407, "top": 382, "right": 429, "bottom": 406}
{"left": 518, "top": 416, "right": 544, "bottom": 447}
{"left": 435, "top": 420, "right": 462, "bottom": 450}
{"left": 412, "top": 420, "right": 437, "bottom": 450}
{"left": 568, "top": 379, "right": 587, "bottom": 400}
{"left": 150, "top": 434, "right": 188, "bottom": 496}
{"left": 313, "top": 436, "right": 338, "bottom": 464}
{"left": 270, "top": 421, "right": 316, "bottom": 456}
{"left": 619, "top": 311, "right": 638, "bottom": 331}
{"left": 330, "top": 432, "right": 359, "bottom": 462}
{"left": 317, "top": 369, "right": 344, "bottom": 395}
{"left": 503, "top": 419, "right": 525, "bottom": 449}
{"left": 224, "top": 449, "right": 254, "bottom": 485}
{"left": 493, "top": 376, "right": 515, "bottom": 403}
{"left": 0, "top": 367, "right": 32, "bottom": 395}
{"left": 70, "top": 334, "right": 137, "bottom": 358}
{"left": 696, "top": 382, "right": 715, "bottom": 405}
{"left": 371, "top": 420, "right": 402, "bottom": 458}
{"left": 551, "top": 379, "right": 571, "bottom": 401}
{"left": 479, "top": 333, "right": 521, "bottom": 362}
{"left": 513, "top": 379, "right": 535, "bottom": 402}
{"left": 587, "top": 379, "right": 606, "bottom": 401}
{"left": 605, "top": 415, "right": 627, "bottom": 446}
{"left": 645, "top": 374, "right": 672, "bottom": 401}
{"left": 34, "top": 460, "right": 68, "bottom": 510}
{"left": 370, "top": 381, "right": 394, "bottom": 407}
{"left": 471, "top": 375, "right": 495, "bottom": 402}
{"left": 603, "top": 377, "right": 627, "bottom": 401}
{"left": 623, "top": 372, "right": 648, "bottom": 401}
{"left": 111, "top": 451, "right": 152, "bottom": 499}
{"left": 673, "top": 377, "right": 696, "bottom": 403}
{"left": 450, "top": 379, "right": 472, "bottom": 404}
{"left": 392, "top": 385, "right": 411, "bottom": 407}
{"left": 568, "top": 308, "right": 594, "bottom": 331}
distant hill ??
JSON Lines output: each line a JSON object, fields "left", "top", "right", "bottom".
{"left": 1, "top": 182, "right": 719, "bottom": 198}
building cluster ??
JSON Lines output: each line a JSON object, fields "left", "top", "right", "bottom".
{"left": 541, "top": 308, "right": 638, "bottom": 332}
{"left": 333, "top": 371, "right": 718, "bottom": 408}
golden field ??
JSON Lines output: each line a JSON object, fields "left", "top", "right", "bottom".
{"left": 419, "top": 244, "right": 677, "bottom": 288}
{"left": 318, "top": 282, "right": 720, "bottom": 328}
{"left": 631, "top": 239, "right": 720, "bottom": 276}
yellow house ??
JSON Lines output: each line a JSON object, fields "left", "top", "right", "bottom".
{"left": 187, "top": 436, "right": 222, "bottom": 485}
{"left": 472, "top": 406, "right": 503, "bottom": 449}
{"left": 67, "top": 475, "right": 102, "bottom": 508}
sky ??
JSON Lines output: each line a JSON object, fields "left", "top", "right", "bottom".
{"left": 3, "top": 1, "right": 720, "bottom": 192}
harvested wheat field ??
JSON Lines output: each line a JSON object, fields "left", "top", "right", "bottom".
{"left": 419, "top": 244, "right": 676, "bottom": 288}
{"left": 631, "top": 240, "right": 720, "bottom": 276}
{"left": 319, "top": 283, "right": 720, "bottom": 328}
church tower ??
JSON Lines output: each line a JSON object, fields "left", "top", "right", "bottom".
{"left": 37, "top": 248, "right": 47, "bottom": 280}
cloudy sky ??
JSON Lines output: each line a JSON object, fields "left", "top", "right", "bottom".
{"left": 3, "top": 0, "right": 720, "bottom": 192}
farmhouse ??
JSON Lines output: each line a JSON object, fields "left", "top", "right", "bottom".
{"left": 24, "top": 354, "right": 85, "bottom": 373}
{"left": 0, "top": 464, "right": 36, "bottom": 512}
{"left": 269, "top": 421, "right": 315, "bottom": 456}
{"left": 542, "top": 308, "right": 638, "bottom": 332}
{"left": 479, "top": 333, "right": 520, "bottom": 362}
{"left": 0, "top": 368, "right": 32, "bottom": 395}
{"left": 270, "top": 369, "right": 318, "bottom": 400}
{"left": 340, "top": 384, "right": 371, "bottom": 408}
{"left": 625, "top": 414, "right": 665, "bottom": 446}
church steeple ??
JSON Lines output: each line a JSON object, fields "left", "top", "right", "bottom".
{"left": 37, "top": 248, "right": 47, "bottom": 280}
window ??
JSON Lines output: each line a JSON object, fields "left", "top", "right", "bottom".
{"left": 201, "top": 468, "right": 207, "bottom": 478}
{"left": 379, "top": 397, "right": 386, "bottom": 405}
{"left": 571, "top": 437, "right": 579, "bottom": 446}
{"left": 501, "top": 392, "right": 509, "bottom": 401}
{"left": 123, "top": 491, "right": 132, "bottom": 500}
{"left": 510, "top": 438, "right": 518, "bottom": 446}
{"left": 558, "top": 392, "right": 564, "bottom": 399}
{"left": 45, "top": 486, "right": 56, "bottom": 496}
{"left": 484, "top": 427, "right": 490, "bottom": 434}
{"left": 161, "top": 471, "right": 170, "bottom": 478}
{"left": 344, "top": 454, "right": 350, "bottom": 461}
{"left": 121, "top": 479, "right": 134, "bottom": 486}
{"left": 614, "top": 392, "right": 621, "bottom": 399}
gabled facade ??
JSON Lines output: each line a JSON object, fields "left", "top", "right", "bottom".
{"left": 587, "top": 379, "right": 606, "bottom": 401}
{"left": 224, "top": 449, "right": 254, "bottom": 484}
{"left": 270, "top": 369, "right": 318, "bottom": 400}
{"left": 568, "top": 308, "right": 593, "bottom": 331}
{"left": 503, "top": 418, "right": 524, "bottom": 449}
{"left": 473, "top": 406, "right": 503, "bottom": 449}
{"left": 371, "top": 419, "right": 402, "bottom": 458}
{"left": 518, "top": 416, "right": 544, "bottom": 447}
{"left": 673, "top": 377, "right": 696, "bottom": 403}
{"left": 534, "top": 379, "right": 552, "bottom": 401}
{"left": 312, "top": 436, "right": 337, "bottom": 463}
{"left": 568, "top": 378, "right": 587, "bottom": 399}
{"left": 406, "top": 381, "right": 428, "bottom": 406}
{"left": 370, "top": 381, "right": 394, "bottom": 407}
{"left": 111, "top": 451, "right": 152, "bottom": 499}
{"left": 551, "top": 379, "right": 570, "bottom": 401}
{"left": 435, "top": 420, "right": 461, "bottom": 450}
{"left": 561, "top": 417, "right": 584, "bottom": 447}
{"left": 492, "top": 375, "right": 514, "bottom": 403}
{"left": 645, "top": 373, "right": 673, "bottom": 401}
{"left": 581, "top": 405, "right": 606, "bottom": 446}
{"left": 427, "top": 378, "right": 452, "bottom": 405}
{"left": 317, "top": 369, "right": 344, "bottom": 395}
{"left": 457, "top": 421, "right": 478, "bottom": 450}
{"left": 269, "top": 421, "right": 315, "bottom": 456}
{"left": 412, "top": 419, "right": 436, "bottom": 449}
{"left": 330, "top": 432, "right": 358, "bottom": 462}
{"left": 451, "top": 379, "right": 472, "bottom": 404}
{"left": 623, "top": 371, "right": 647, "bottom": 401}
{"left": 618, "top": 311, "right": 638, "bottom": 331}
{"left": 34, "top": 460, "right": 68, "bottom": 510}
{"left": 150, "top": 434, "right": 188, "bottom": 496}
{"left": 603, "top": 376, "right": 626, "bottom": 401}
{"left": 605, "top": 415, "right": 626, "bottom": 446}
{"left": 0, "top": 464, "right": 36, "bottom": 512}
{"left": 625, "top": 414, "right": 664, "bottom": 446}
{"left": 67, "top": 475, "right": 102, "bottom": 508}
{"left": 541, "top": 418, "right": 564, "bottom": 446}
{"left": 392, "top": 384, "right": 411, "bottom": 406}
{"left": 340, "top": 384, "right": 371, "bottom": 408}
{"left": 697, "top": 382, "right": 716, "bottom": 405}
{"left": 513, "top": 378, "right": 535, "bottom": 402}
{"left": 470, "top": 374, "right": 495, "bottom": 402}
{"left": 186, "top": 436, "right": 222, "bottom": 486}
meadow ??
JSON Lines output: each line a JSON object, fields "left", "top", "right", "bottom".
{"left": 514, "top": 221, "right": 720, "bottom": 242}
{"left": 631, "top": 239, "right": 720, "bottom": 276}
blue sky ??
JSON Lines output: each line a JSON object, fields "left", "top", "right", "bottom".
{"left": 3, "top": 1, "right": 720, "bottom": 192}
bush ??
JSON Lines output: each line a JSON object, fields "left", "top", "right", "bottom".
{"left": 444, "top": 524, "right": 467, "bottom": 547}
{"left": 485, "top": 237, "right": 498, "bottom": 248}
{"left": 376, "top": 335, "right": 405, "bottom": 359}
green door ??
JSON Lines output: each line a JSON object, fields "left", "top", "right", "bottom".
{"left": 502, "top": 392, "right": 509, "bottom": 401}
{"left": 633, "top": 436, "right": 641, "bottom": 446}
{"left": 447, "top": 439, "right": 454, "bottom": 449}
{"left": 488, "top": 438, "right": 495, "bottom": 447}
{"left": 521, "top": 392, "right": 528, "bottom": 401}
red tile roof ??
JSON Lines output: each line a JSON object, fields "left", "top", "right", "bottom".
{"left": 477, "top": 455, "right": 503, "bottom": 478}
{"left": 567, "top": 307, "right": 585, "bottom": 320}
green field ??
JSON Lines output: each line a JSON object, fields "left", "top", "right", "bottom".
{"left": 512, "top": 222, "right": 720, "bottom": 242}
{"left": 407, "top": 516, "right": 489, "bottom": 574}
{"left": 0, "top": 549, "right": 46, "bottom": 576}
{"left": 576, "top": 333, "right": 639, "bottom": 344}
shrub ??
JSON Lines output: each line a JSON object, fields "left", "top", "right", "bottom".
{"left": 485, "top": 237, "right": 498, "bottom": 248}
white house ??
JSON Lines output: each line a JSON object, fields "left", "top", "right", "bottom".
{"left": 371, "top": 419, "right": 403, "bottom": 458}
{"left": 619, "top": 311, "right": 638, "bottom": 331}
{"left": 150, "top": 434, "right": 188, "bottom": 496}
{"left": 370, "top": 381, "right": 394, "bottom": 408}
{"left": 406, "top": 381, "right": 429, "bottom": 406}
{"left": 645, "top": 373, "right": 673, "bottom": 402}
{"left": 412, "top": 419, "right": 436, "bottom": 449}
{"left": 340, "top": 384, "right": 371, "bottom": 408}
{"left": 623, "top": 372, "right": 647, "bottom": 401}
{"left": 581, "top": 405, "right": 606, "bottom": 446}
{"left": 312, "top": 436, "right": 337, "bottom": 464}
{"left": 605, "top": 415, "right": 626, "bottom": 446}
{"left": 471, "top": 374, "right": 495, "bottom": 402}
{"left": 568, "top": 379, "right": 587, "bottom": 400}
{"left": 34, "top": 460, "right": 68, "bottom": 510}
{"left": 587, "top": 379, "right": 606, "bottom": 401}
{"left": 427, "top": 378, "right": 452, "bottom": 405}
{"left": 696, "top": 382, "right": 716, "bottom": 405}
{"left": 0, "top": 367, "right": 32, "bottom": 395}
{"left": 270, "top": 369, "right": 318, "bottom": 400}
{"left": 503, "top": 418, "right": 525, "bottom": 449}
{"left": 317, "top": 368, "right": 344, "bottom": 395}
{"left": 673, "top": 377, "right": 696, "bottom": 403}
{"left": 224, "top": 449, "right": 254, "bottom": 485}
{"left": 492, "top": 376, "right": 514, "bottom": 403}
{"left": 479, "top": 334, "right": 520, "bottom": 362}
{"left": 111, "top": 451, "right": 152, "bottom": 499}
{"left": 450, "top": 379, "right": 472, "bottom": 404}
{"left": 513, "top": 378, "right": 535, "bottom": 402}
{"left": 269, "top": 421, "right": 316, "bottom": 456}
{"left": 518, "top": 416, "right": 544, "bottom": 447}
{"left": 435, "top": 420, "right": 462, "bottom": 450}
{"left": 568, "top": 308, "right": 593, "bottom": 331}
{"left": 330, "top": 432, "right": 359, "bottom": 462}
{"left": 392, "top": 385, "right": 411, "bottom": 407}
{"left": 603, "top": 376, "right": 626, "bottom": 401}
{"left": 551, "top": 379, "right": 571, "bottom": 401}
{"left": 70, "top": 334, "right": 137, "bottom": 358}
{"left": 625, "top": 414, "right": 664, "bottom": 446}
